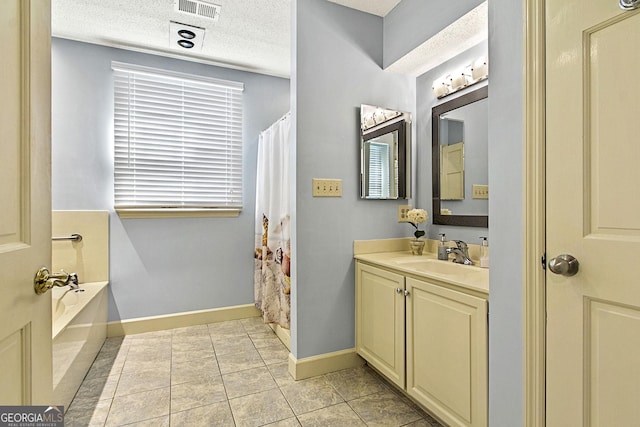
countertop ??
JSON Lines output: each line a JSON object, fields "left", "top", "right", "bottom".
{"left": 355, "top": 251, "right": 489, "bottom": 296}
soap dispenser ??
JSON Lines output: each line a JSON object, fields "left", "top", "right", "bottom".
{"left": 480, "top": 237, "right": 489, "bottom": 268}
{"left": 438, "top": 234, "right": 448, "bottom": 260}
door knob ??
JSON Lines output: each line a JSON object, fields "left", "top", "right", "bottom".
{"left": 620, "top": 0, "right": 640, "bottom": 11}
{"left": 548, "top": 254, "right": 579, "bottom": 277}
{"left": 34, "top": 267, "right": 76, "bottom": 295}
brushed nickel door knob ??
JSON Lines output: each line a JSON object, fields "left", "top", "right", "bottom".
{"left": 620, "top": 0, "right": 640, "bottom": 11}
{"left": 549, "top": 254, "right": 579, "bottom": 277}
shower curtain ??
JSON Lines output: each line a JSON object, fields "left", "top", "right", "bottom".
{"left": 254, "top": 112, "right": 291, "bottom": 329}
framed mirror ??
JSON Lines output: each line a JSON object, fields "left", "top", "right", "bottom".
{"left": 360, "top": 105, "right": 411, "bottom": 199}
{"left": 432, "top": 86, "right": 488, "bottom": 227}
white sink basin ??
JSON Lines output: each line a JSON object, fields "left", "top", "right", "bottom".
{"left": 393, "top": 258, "right": 487, "bottom": 281}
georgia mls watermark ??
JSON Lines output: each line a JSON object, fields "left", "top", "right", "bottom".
{"left": 0, "top": 406, "right": 64, "bottom": 427}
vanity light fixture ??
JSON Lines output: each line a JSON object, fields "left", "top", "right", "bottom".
{"left": 471, "top": 56, "right": 489, "bottom": 81}
{"left": 433, "top": 56, "right": 488, "bottom": 99}
{"left": 360, "top": 106, "right": 403, "bottom": 132}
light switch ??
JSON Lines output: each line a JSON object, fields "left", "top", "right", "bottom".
{"left": 472, "top": 184, "right": 489, "bottom": 199}
{"left": 312, "top": 178, "right": 342, "bottom": 197}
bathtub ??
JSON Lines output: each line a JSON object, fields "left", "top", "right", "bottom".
{"left": 52, "top": 281, "right": 108, "bottom": 410}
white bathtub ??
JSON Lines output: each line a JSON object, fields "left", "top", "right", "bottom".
{"left": 52, "top": 281, "right": 108, "bottom": 410}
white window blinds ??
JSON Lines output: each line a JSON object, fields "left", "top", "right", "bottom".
{"left": 112, "top": 61, "right": 244, "bottom": 211}
{"left": 368, "top": 142, "right": 391, "bottom": 199}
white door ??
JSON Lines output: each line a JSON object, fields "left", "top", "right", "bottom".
{"left": 546, "top": 1, "right": 640, "bottom": 425}
{"left": 0, "top": 0, "right": 53, "bottom": 405}
{"left": 440, "top": 142, "right": 464, "bottom": 200}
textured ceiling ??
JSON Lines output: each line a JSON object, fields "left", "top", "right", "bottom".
{"left": 386, "top": 2, "right": 488, "bottom": 77}
{"left": 328, "top": 0, "right": 402, "bottom": 17}
{"left": 52, "top": 0, "right": 292, "bottom": 77}
{"left": 52, "top": 0, "right": 401, "bottom": 78}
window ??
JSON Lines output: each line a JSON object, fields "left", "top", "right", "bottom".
{"left": 367, "top": 142, "right": 391, "bottom": 199}
{"left": 112, "top": 62, "right": 244, "bottom": 217}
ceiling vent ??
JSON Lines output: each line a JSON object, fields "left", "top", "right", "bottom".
{"left": 170, "top": 21, "right": 206, "bottom": 51}
{"left": 174, "top": 0, "right": 221, "bottom": 21}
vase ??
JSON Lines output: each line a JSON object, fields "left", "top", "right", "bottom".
{"left": 410, "top": 240, "right": 425, "bottom": 256}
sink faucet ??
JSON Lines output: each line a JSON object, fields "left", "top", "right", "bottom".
{"left": 446, "top": 240, "right": 474, "bottom": 265}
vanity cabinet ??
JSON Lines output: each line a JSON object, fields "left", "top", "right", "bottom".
{"left": 355, "top": 263, "right": 406, "bottom": 388}
{"left": 405, "top": 277, "right": 487, "bottom": 427}
{"left": 356, "top": 261, "right": 488, "bottom": 427}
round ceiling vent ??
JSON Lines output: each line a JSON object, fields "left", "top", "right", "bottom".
{"left": 169, "top": 21, "right": 205, "bottom": 51}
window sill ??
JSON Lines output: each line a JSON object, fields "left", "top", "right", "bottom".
{"left": 115, "top": 208, "right": 241, "bottom": 219}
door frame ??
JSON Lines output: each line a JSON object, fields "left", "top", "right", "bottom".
{"left": 523, "top": 0, "right": 546, "bottom": 425}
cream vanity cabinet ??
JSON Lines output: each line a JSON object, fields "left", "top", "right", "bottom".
{"left": 356, "top": 261, "right": 488, "bottom": 427}
{"left": 356, "top": 264, "right": 406, "bottom": 388}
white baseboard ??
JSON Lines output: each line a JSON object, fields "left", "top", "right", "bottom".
{"left": 269, "top": 323, "right": 291, "bottom": 351}
{"left": 288, "top": 348, "right": 365, "bottom": 380}
{"left": 107, "top": 304, "right": 261, "bottom": 337}
{"left": 108, "top": 307, "right": 362, "bottom": 382}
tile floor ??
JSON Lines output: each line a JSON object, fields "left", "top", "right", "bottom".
{"left": 65, "top": 318, "right": 444, "bottom": 427}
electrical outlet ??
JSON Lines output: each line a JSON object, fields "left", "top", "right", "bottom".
{"left": 312, "top": 178, "right": 343, "bottom": 197}
{"left": 398, "top": 205, "right": 412, "bottom": 222}
{"left": 472, "top": 184, "right": 489, "bottom": 199}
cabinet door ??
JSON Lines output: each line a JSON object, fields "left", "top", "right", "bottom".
{"left": 356, "top": 262, "right": 405, "bottom": 388}
{"left": 406, "top": 278, "right": 487, "bottom": 427}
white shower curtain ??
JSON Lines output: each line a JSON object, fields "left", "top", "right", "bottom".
{"left": 254, "top": 112, "right": 291, "bottom": 329}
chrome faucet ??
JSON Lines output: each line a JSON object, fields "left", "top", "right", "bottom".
{"left": 446, "top": 240, "right": 474, "bottom": 265}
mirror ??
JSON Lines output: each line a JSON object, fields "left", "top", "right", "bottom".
{"left": 439, "top": 118, "right": 465, "bottom": 201}
{"left": 360, "top": 105, "right": 411, "bottom": 199}
{"left": 432, "top": 86, "right": 488, "bottom": 227}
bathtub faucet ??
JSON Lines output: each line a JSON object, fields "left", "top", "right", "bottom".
{"left": 67, "top": 273, "right": 79, "bottom": 290}
{"left": 34, "top": 267, "right": 79, "bottom": 295}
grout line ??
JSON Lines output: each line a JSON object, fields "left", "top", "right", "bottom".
{"left": 72, "top": 321, "right": 438, "bottom": 427}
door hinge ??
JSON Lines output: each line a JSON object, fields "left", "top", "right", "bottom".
{"left": 541, "top": 253, "right": 547, "bottom": 271}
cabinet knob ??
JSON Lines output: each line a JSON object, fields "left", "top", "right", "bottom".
{"left": 404, "top": 290, "right": 410, "bottom": 297}
{"left": 396, "top": 288, "right": 403, "bottom": 294}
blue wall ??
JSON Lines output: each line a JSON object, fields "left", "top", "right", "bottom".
{"left": 383, "top": 0, "right": 485, "bottom": 68}
{"left": 291, "top": 0, "right": 415, "bottom": 359}
{"left": 387, "top": 0, "right": 525, "bottom": 423}
{"left": 52, "top": 38, "right": 290, "bottom": 321}
{"left": 487, "top": 0, "right": 525, "bottom": 424}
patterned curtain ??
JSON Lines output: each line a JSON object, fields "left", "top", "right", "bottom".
{"left": 254, "top": 113, "right": 291, "bottom": 328}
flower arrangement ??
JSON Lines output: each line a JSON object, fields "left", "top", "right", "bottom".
{"left": 407, "top": 208, "right": 428, "bottom": 240}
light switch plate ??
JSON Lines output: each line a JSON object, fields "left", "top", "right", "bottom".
{"left": 472, "top": 184, "right": 489, "bottom": 199}
{"left": 398, "top": 205, "right": 412, "bottom": 222}
{"left": 312, "top": 178, "right": 342, "bottom": 197}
